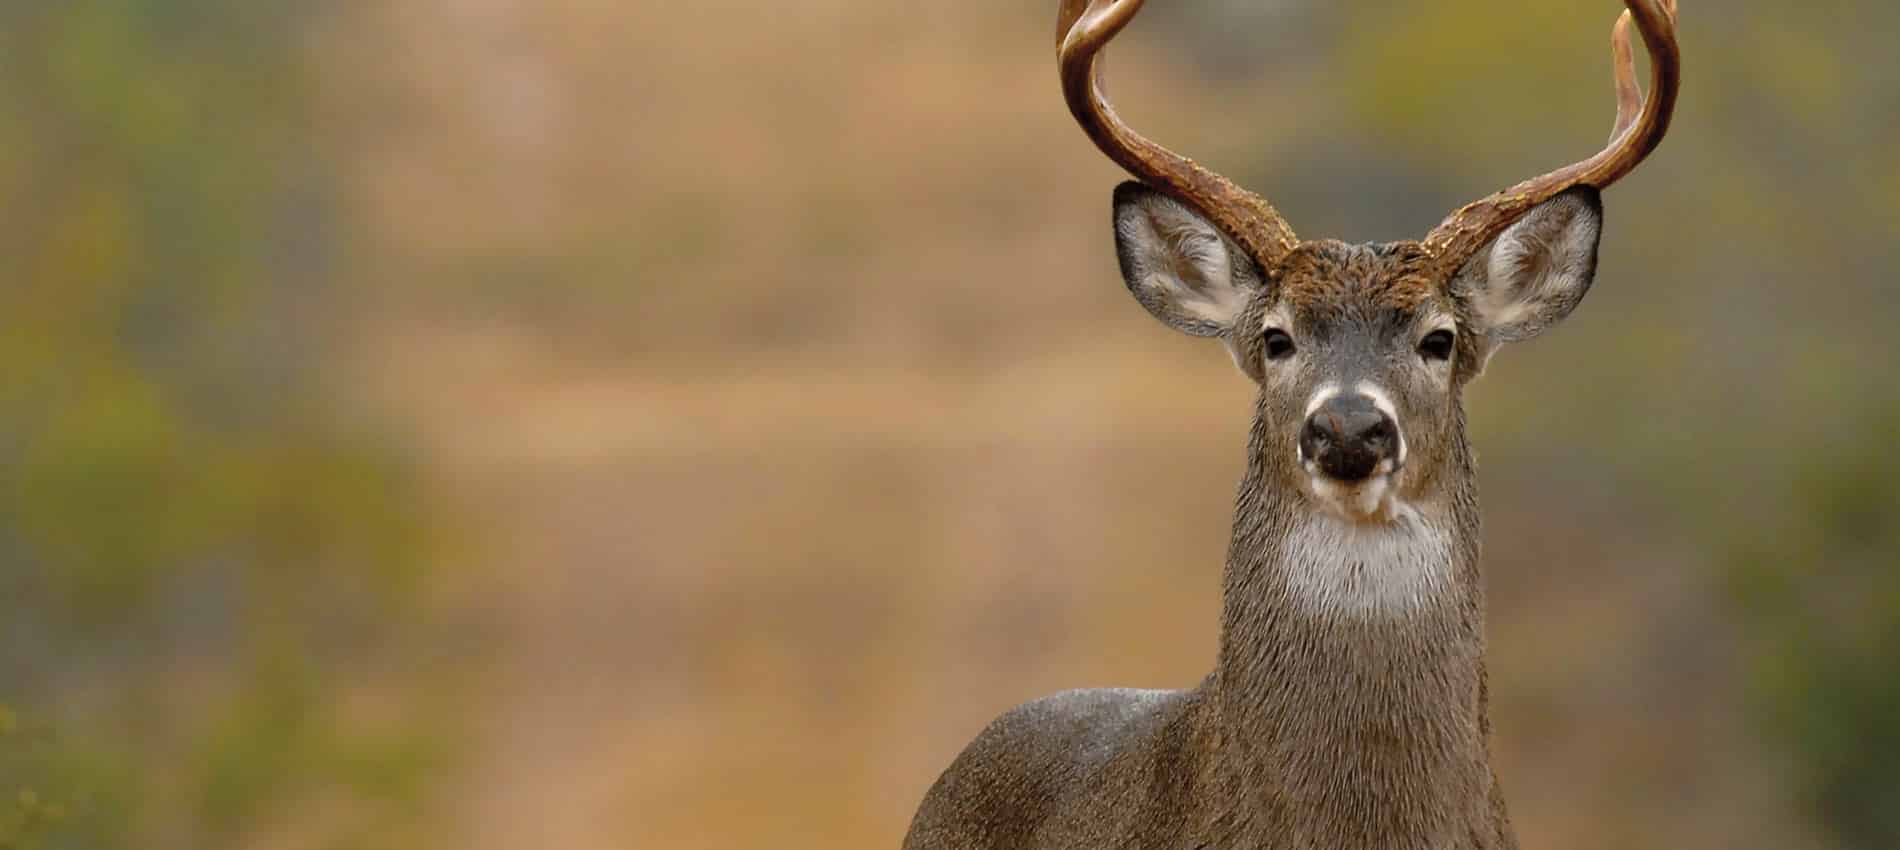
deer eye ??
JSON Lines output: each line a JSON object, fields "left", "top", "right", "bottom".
{"left": 1263, "top": 329, "right": 1296, "bottom": 361}
{"left": 1418, "top": 329, "right": 1455, "bottom": 362}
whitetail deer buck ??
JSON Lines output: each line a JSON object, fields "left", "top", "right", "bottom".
{"left": 904, "top": 1, "right": 1681, "bottom": 848}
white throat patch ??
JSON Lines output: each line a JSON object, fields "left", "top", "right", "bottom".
{"left": 1280, "top": 512, "right": 1455, "bottom": 617}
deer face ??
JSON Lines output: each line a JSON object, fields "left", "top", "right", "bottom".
{"left": 1112, "top": 182, "right": 1604, "bottom": 523}
{"left": 1060, "top": 0, "right": 1675, "bottom": 520}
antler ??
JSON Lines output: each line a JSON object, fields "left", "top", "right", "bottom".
{"left": 1058, "top": 0, "right": 1299, "bottom": 270}
{"left": 1421, "top": 0, "right": 1680, "bottom": 270}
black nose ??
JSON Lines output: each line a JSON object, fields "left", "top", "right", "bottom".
{"left": 1300, "top": 395, "right": 1398, "bottom": 482}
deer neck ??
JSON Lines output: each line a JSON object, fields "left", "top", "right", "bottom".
{"left": 1203, "top": 430, "right": 1497, "bottom": 846}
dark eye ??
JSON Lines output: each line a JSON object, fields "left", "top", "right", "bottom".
{"left": 1263, "top": 329, "right": 1296, "bottom": 361}
{"left": 1418, "top": 329, "right": 1455, "bottom": 362}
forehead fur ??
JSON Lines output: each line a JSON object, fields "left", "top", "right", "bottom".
{"left": 1271, "top": 239, "right": 1439, "bottom": 315}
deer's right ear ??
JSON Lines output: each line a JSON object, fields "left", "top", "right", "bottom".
{"left": 1112, "top": 182, "right": 1257, "bottom": 338}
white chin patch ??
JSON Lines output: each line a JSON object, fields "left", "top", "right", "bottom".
{"left": 1282, "top": 510, "right": 1453, "bottom": 617}
{"left": 1302, "top": 458, "right": 1407, "bottom": 522}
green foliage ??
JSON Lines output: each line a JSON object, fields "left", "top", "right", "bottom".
{"left": 1726, "top": 399, "right": 1900, "bottom": 850}
{"left": 0, "top": 705, "right": 129, "bottom": 850}
{"left": 0, "top": 1, "right": 450, "bottom": 847}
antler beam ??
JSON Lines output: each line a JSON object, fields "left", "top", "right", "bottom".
{"left": 1057, "top": 0, "right": 1300, "bottom": 271}
{"left": 1422, "top": 0, "right": 1681, "bottom": 269}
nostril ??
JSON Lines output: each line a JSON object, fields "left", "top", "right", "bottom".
{"left": 1360, "top": 417, "right": 1394, "bottom": 451}
{"left": 1299, "top": 417, "right": 1328, "bottom": 461}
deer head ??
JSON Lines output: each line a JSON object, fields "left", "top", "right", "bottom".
{"left": 899, "top": 8, "right": 1683, "bottom": 844}
{"left": 1061, "top": 0, "right": 1679, "bottom": 524}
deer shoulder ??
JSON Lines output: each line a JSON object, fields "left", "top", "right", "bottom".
{"left": 905, "top": 2, "right": 1683, "bottom": 849}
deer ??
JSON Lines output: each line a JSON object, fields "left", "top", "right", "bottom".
{"left": 902, "top": 1, "right": 1681, "bottom": 848}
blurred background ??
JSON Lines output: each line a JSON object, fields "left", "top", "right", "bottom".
{"left": 2, "top": 0, "right": 1896, "bottom": 848}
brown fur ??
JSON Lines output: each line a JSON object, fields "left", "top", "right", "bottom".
{"left": 904, "top": 184, "right": 1607, "bottom": 850}
{"left": 902, "top": 449, "right": 1507, "bottom": 850}
{"left": 903, "top": 242, "right": 1511, "bottom": 850}
{"left": 1272, "top": 240, "right": 1439, "bottom": 313}
{"left": 913, "top": 1, "right": 1665, "bottom": 840}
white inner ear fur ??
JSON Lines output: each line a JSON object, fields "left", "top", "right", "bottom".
{"left": 1117, "top": 193, "right": 1248, "bottom": 331}
{"left": 1470, "top": 191, "right": 1602, "bottom": 343}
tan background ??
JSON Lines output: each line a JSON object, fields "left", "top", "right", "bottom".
{"left": 4, "top": 1, "right": 1897, "bottom": 849}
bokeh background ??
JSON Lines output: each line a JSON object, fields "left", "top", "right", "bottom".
{"left": 3, "top": 1, "right": 1897, "bottom": 848}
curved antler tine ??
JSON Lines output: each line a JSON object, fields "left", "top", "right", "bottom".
{"left": 1057, "top": 0, "right": 1299, "bottom": 270}
{"left": 1423, "top": 0, "right": 1680, "bottom": 273}
{"left": 1610, "top": 12, "right": 1642, "bottom": 142}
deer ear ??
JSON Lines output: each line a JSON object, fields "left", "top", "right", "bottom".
{"left": 1112, "top": 182, "right": 1258, "bottom": 337}
{"left": 1455, "top": 186, "right": 1603, "bottom": 348}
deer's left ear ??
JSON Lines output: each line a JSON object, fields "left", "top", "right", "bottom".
{"left": 1453, "top": 186, "right": 1603, "bottom": 351}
